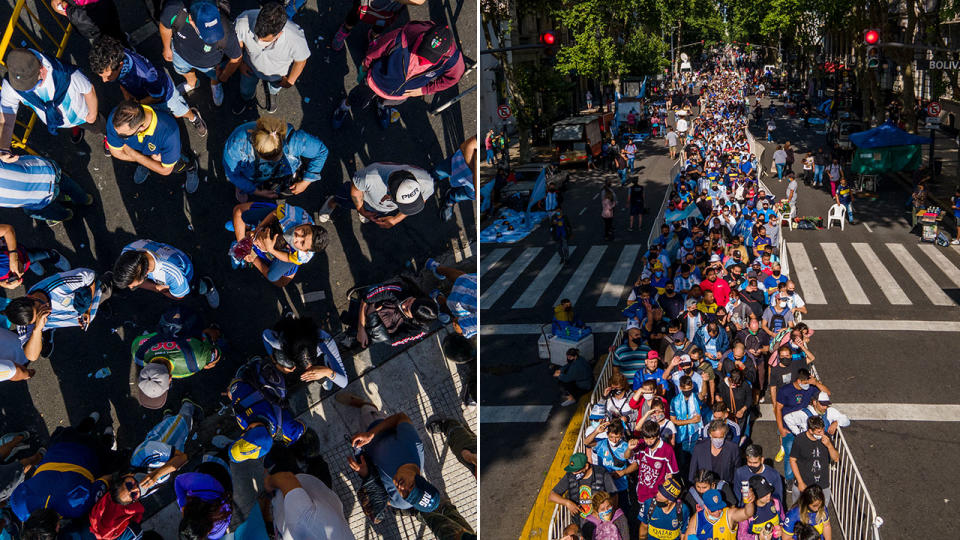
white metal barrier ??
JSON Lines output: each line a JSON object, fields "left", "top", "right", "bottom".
{"left": 646, "top": 155, "right": 684, "bottom": 249}
{"left": 546, "top": 326, "right": 625, "bottom": 540}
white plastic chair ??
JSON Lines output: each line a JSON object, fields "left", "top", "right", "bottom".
{"left": 827, "top": 204, "right": 846, "bottom": 230}
{"left": 779, "top": 205, "right": 796, "bottom": 230}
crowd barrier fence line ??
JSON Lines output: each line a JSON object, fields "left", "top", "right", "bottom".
{"left": 0, "top": 0, "right": 74, "bottom": 153}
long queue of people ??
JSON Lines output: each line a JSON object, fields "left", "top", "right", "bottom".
{"left": 550, "top": 57, "right": 849, "bottom": 540}
{"left": 0, "top": 0, "right": 478, "bottom": 538}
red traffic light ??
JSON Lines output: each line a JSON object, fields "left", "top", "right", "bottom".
{"left": 746, "top": 42, "right": 750, "bottom": 47}
{"left": 540, "top": 31, "right": 556, "bottom": 46}
{"left": 864, "top": 29, "right": 880, "bottom": 45}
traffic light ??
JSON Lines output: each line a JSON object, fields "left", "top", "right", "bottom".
{"left": 539, "top": 31, "right": 557, "bottom": 57}
{"left": 865, "top": 29, "right": 881, "bottom": 68}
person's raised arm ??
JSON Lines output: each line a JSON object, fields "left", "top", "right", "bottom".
{"left": 352, "top": 412, "right": 411, "bottom": 447}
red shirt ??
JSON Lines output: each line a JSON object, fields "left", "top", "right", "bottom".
{"left": 700, "top": 276, "right": 732, "bottom": 306}
{"left": 633, "top": 439, "right": 678, "bottom": 503}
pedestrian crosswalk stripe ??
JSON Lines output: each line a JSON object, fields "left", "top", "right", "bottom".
{"left": 597, "top": 244, "right": 643, "bottom": 307}
{"left": 786, "top": 243, "right": 826, "bottom": 304}
{"left": 821, "top": 243, "right": 870, "bottom": 304}
{"left": 480, "top": 405, "right": 553, "bottom": 423}
{"left": 886, "top": 243, "right": 954, "bottom": 306}
{"left": 480, "top": 247, "right": 542, "bottom": 309}
{"left": 555, "top": 245, "right": 607, "bottom": 306}
{"left": 919, "top": 243, "right": 960, "bottom": 289}
{"left": 480, "top": 248, "right": 510, "bottom": 275}
{"left": 513, "top": 247, "right": 576, "bottom": 309}
{"left": 851, "top": 243, "right": 911, "bottom": 305}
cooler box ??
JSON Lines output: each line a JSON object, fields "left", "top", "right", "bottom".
{"left": 538, "top": 333, "right": 595, "bottom": 366}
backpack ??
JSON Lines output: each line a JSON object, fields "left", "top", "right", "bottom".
{"left": 170, "top": 0, "right": 232, "bottom": 51}
{"left": 567, "top": 470, "right": 607, "bottom": 499}
{"left": 593, "top": 518, "right": 622, "bottom": 540}
{"left": 769, "top": 308, "right": 787, "bottom": 332}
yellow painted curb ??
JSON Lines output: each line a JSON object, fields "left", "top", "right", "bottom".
{"left": 518, "top": 354, "right": 607, "bottom": 540}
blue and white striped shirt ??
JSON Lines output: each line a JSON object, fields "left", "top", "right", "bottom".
{"left": 447, "top": 274, "right": 477, "bottom": 338}
{"left": 0, "top": 156, "right": 59, "bottom": 210}
{"left": 17, "top": 268, "right": 102, "bottom": 341}
{"left": 121, "top": 239, "right": 194, "bottom": 298}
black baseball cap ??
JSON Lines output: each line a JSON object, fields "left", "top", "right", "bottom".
{"left": 5, "top": 49, "right": 41, "bottom": 91}
{"left": 416, "top": 24, "right": 453, "bottom": 64}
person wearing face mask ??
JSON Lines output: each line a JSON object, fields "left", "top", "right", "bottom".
{"left": 683, "top": 299, "right": 705, "bottom": 343}
{"left": 684, "top": 482, "right": 754, "bottom": 540}
{"left": 693, "top": 322, "right": 728, "bottom": 371}
{"left": 782, "top": 485, "right": 831, "bottom": 539}
{"left": 774, "top": 370, "right": 830, "bottom": 473}
{"left": 621, "top": 420, "right": 678, "bottom": 508}
{"left": 688, "top": 419, "right": 739, "bottom": 485}
{"left": 612, "top": 327, "right": 651, "bottom": 384}
{"left": 669, "top": 374, "right": 703, "bottom": 470}
{"left": 673, "top": 264, "right": 700, "bottom": 296}
{"left": 716, "top": 365, "right": 752, "bottom": 437}
{"left": 584, "top": 420, "right": 632, "bottom": 512}
{"left": 648, "top": 263, "right": 670, "bottom": 295}
{"left": 761, "top": 294, "right": 794, "bottom": 337}
{"left": 682, "top": 469, "right": 736, "bottom": 515}
{"left": 582, "top": 490, "right": 629, "bottom": 540}
{"left": 555, "top": 348, "right": 595, "bottom": 407}
{"left": 775, "top": 281, "right": 806, "bottom": 318}
{"left": 739, "top": 279, "right": 766, "bottom": 318}
{"left": 737, "top": 475, "right": 785, "bottom": 540}
{"left": 603, "top": 373, "right": 638, "bottom": 432}
{"left": 549, "top": 452, "right": 618, "bottom": 526}
{"left": 783, "top": 392, "right": 849, "bottom": 443}
{"left": 644, "top": 400, "right": 676, "bottom": 446}
{"left": 733, "top": 445, "right": 783, "bottom": 507}
{"left": 637, "top": 477, "right": 689, "bottom": 540}
{"left": 656, "top": 283, "right": 685, "bottom": 322}
{"left": 629, "top": 378, "right": 669, "bottom": 421}
{"left": 762, "top": 263, "right": 788, "bottom": 296}
{"left": 788, "top": 417, "right": 839, "bottom": 504}
{"left": 726, "top": 289, "right": 752, "bottom": 331}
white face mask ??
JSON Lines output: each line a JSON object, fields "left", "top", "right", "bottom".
{"left": 813, "top": 434, "right": 823, "bottom": 440}
{"left": 643, "top": 393, "right": 654, "bottom": 401}
{"left": 799, "top": 383, "right": 811, "bottom": 390}
{"left": 711, "top": 437, "right": 724, "bottom": 449}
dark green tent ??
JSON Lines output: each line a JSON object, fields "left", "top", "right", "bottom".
{"left": 849, "top": 121, "right": 932, "bottom": 174}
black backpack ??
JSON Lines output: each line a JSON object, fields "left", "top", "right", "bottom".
{"left": 169, "top": 0, "right": 232, "bottom": 51}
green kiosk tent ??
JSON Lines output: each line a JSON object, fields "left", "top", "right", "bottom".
{"left": 849, "top": 121, "right": 932, "bottom": 174}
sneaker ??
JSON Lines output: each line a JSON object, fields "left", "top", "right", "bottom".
{"left": 952, "top": 239, "right": 960, "bottom": 245}
{"left": 177, "top": 82, "right": 195, "bottom": 96}
{"left": 232, "top": 99, "right": 255, "bottom": 115}
{"left": 87, "top": 411, "right": 100, "bottom": 424}
{"left": 425, "top": 415, "right": 446, "bottom": 434}
{"left": 28, "top": 259, "right": 44, "bottom": 276}
{"left": 331, "top": 106, "right": 349, "bottom": 129}
{"left": 53, "top": 250, "right": 70, "bottom": 271}
{"left": 357, "top": 212, "right": 369, "bottom": 224}
{"left": 200, "top": 276, "right": 219, "bottom": 308}
{"left": 45, "top": 209, "right": 73, "bottom": 226}
{"left": 102, "top": 136, "right": 111, "bottom": 157}
{"left": 188, "top": 108, "right": 208, "bottom": 137}
{"left": 180, "top": 397, "right": 205, "bottom": 422}
{"left": 211, "top": 82, "right": 224, "bottom": 107}
{"left": 103, "top": 426, "right": 117, "bottom": 451}
{"left": 425, "top": 258, "right": 445, "bottom": 280}
{"left": 70, "top": 127, "right": 84, "bottom": 145}
{"left": 376, "top": 105, "right": 389, "bottom": 129}
{"left": 134, "top": 165, "right": 150, "bottom": 184}
{"left": 316, "top": 195, "right": 336, "bottom": 223}
{"left": 185, "top": 167, "right": 200, "bottom": 194}
{"left": 330, "top": 25, "right": 349, "bottom": 51}
{"left": 560, "top": 397, "right": 577, "bottom": 407}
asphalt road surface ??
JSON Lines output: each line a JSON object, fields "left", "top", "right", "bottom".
{"left": 0, "top": 0, "right": 476, "bottom": 450}
{"left": 478, "top": 135, "right": 676, "bottom": 537}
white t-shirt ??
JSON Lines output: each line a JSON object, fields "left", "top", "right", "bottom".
{"left": 676, "top": 118, "right": 688, "bottom": 133}
{"left": 666, "top": 131, "right": 678, "bottom": 146}
{"left": 271, "top": 474, "right": 353, "bottom": 540}
{"left": 0, "top": 55, "right": 92, "bottom": 128}
{"left": 787, "top": 179, "right": 799, "bottom": 204}
{"left": 353, "top": 162, "right": 435, "bottom": 214}
{"left": 234, "top": 11, "right": 311, "bottom": 81}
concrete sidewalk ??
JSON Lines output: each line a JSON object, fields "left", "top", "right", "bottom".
{"left": 142, "top": 328, "right": 477, "bottom": 539}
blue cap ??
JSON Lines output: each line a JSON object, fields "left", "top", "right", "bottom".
{"left": 189, "top": 2, "right": 224, "bottom": 44}
{"left": 229, "top": 425, "right": 273, "bottom": 462}
{"left": 703, "top": 489, "right": 726, "bottom": 511}
{"left": 683, "top": 237, "right": 693, "bottom": 250}
{"left": 404, "top": 475, "right": 441, "bottom": 511}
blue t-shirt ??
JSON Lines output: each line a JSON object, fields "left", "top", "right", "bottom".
{"left": 776, "top": 383, "right": 819, "bottom": 416}
{"left": 763, "top": 273, "right": 788, "bottom": 293}
{"left": 836, "top": 184, "right": 853, "bottom": 204}
{"left": 638, "top": 499, "right": 689, "bottom": 539}
{"left": 106, "top": 105, "right": 181, "bottom": 167}
{"left": 10, "top": 441, "right": 106, "bottom": 520}
{"left": 633, "top": 368, "right": 667, "bottom": 392}
{"left": 593, "top": 438, "right": 630, "bottom": 491}
{"left": 117, "top": 49, "right": 174, "bottom": 102}
{"left": 121, "top": 239, "right": 194, "bottom": 298}
{"left": 366, "top": 420, "right": 425, "bottom": 509}
{"left": 782, "top": 506, "right": 829, "bottom": 538}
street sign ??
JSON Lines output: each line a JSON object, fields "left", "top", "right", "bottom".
{"left": 927, "top": 101, "right": 942, "bottom": 117}
{"left": 497, "top": 105, "right": 511, "bottom": 119}
{"left": 926, "top": 116, "right": 940, "bottom": 125}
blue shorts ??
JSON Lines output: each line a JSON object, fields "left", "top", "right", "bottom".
{"left": 171, "top": 50, "right": 218, "bottom": 79}
{"left": 152, "top": 89, "right": 191, "bottom": 117}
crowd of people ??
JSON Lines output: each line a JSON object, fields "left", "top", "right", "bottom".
{"left": 551, "top": 54, "right": 850, "bottom": 540}
{"left": 0, "top": 0, "right": 478, "bottom": 537}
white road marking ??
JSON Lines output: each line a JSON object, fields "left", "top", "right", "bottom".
{"left": 480, "top": 319, "right": 960, "bottom": 335}
{"left": 479, "top": 247, "right": 542, "bottom": 309}
{"left": 597, "top": 245, "right": 643, "bottom": 307}
{"left": 887, "top": 243, "right": 955, "bottom": 306}
{"left": 756, "top": 403, "right": 960, "bottom": 422}
{"left": 786, "top": 243, "right": 826, "bottom": 304}
{"left": 513, "top": 248, "right": 575, "bottom": 309}
{"left": 479, "top": 248, "right": 510, "bottom": 275}
{"left": 862, "top": 222, "right": 873, "bottom": 233}
{"left": 851, "top": 243, "right": 911, "bottom": 305}
{"left": 578, "top": 207, "right": 587, "bottom": 215}
{"left": 554, "top": 245, "right": 607, "bottom": 305}
{"left": 919, "top": 243, "right": 960, "bottom": 288}
{"left": 480, "top": 405, "right": 553, "bottom": 423}
{"left": 821, "top": 243, "right": 870, "bottom": 304}
{"left": 301, "top": 291, "right": 326, "bottom": 303}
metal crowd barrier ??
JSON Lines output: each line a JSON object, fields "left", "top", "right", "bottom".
{"left": 0, "top": 0, "right": 74, "bottom": 152}
{"left": 546, "top": 325, "right": 625, "bottom": 540}
{"left": 646, "top": 153, "right": 684, "bottom": 248}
